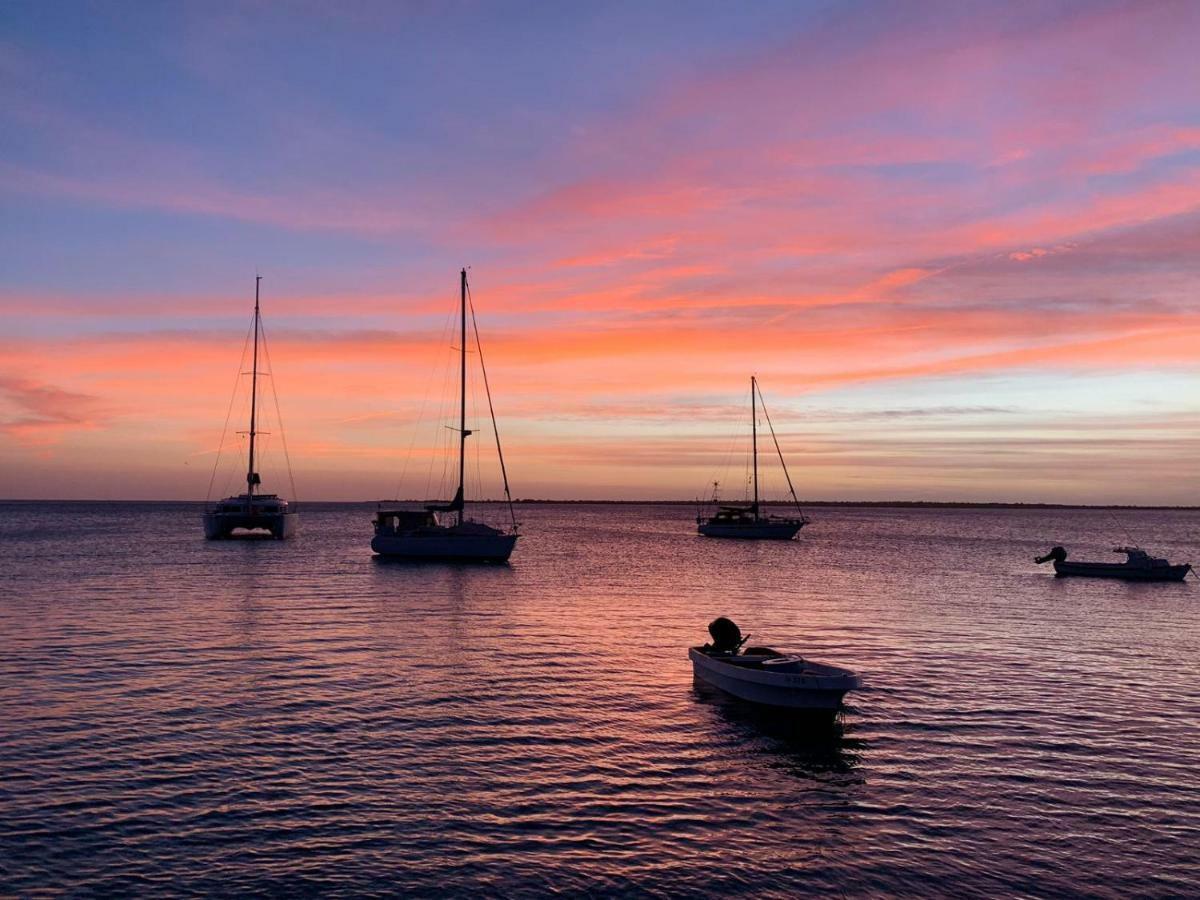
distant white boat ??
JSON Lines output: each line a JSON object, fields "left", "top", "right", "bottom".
{"left": 697, "top": 376, "right": 808, "bottom": 539}
{"left": 371, "top": 269, "right": 519, "bottom": 563}
{"left": 690, "top": 618, "right": 860, "bottom": 712}
{"left": 204, "top": 277, "right": 298, "bottom": 540}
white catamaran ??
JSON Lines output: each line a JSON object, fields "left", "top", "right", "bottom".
{"left": 697, "top": 376, "right": 808, "bottom": 540}
{"left": 203, "top": 277, "right": 298, "bottom": 540}
{"left": 371, "top": 269, "right": 519, "bottom": 562}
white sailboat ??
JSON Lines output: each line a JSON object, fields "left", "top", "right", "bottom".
{"left": 371, "top": 269, "right": 519, "bottom": 562}
{"left": 697, "top": 376, "right": 808, "bottom": 539}
{"left": 203, "top": 277, "right": 298, "bottom": 540}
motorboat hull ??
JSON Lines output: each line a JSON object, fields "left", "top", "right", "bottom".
{"left": 688, "top": 647, "right": 859, "bottom": 711}
{"left": 697, "top": 520, "right": 805, "bottom": 540}
{"left": 371, "top": 531, "right": 517, "bottom": 562}
{"left": 203, "top": 510, "right": 298, "bottom": 540}
{"left": 1052, "top": 560, "right": 1191, "bottom": 582}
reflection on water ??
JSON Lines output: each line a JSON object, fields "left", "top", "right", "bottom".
{"left": 692, "top": 679, "right": 866, "bottom": 782}
{"left": 370, "top": 555, "right": 515, "bottom": 570}
{"left": 1, "top": 501, "right": 1198, "bottom": 896}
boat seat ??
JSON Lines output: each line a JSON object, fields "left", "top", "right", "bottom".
{"left": 762, "top": 655, "right": 805, "bottom": 671}
{"left": 742, "top": 646, "right": 784, "bottom": 658}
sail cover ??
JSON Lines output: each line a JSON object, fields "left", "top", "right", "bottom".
{"left": 426, "top": 486, "right": 464, "bottom": 512}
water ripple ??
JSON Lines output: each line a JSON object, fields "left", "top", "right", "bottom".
{"left": 1, "top": 502, "right": 1198, "bottom": 896}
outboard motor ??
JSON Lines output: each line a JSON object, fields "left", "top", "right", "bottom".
{"left": 707, "top": 617, "right": 745, "bottom": 654}
{"left": 1035, "top": 546, "right": 1067, "bottom": 565}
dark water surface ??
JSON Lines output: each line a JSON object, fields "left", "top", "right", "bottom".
{"left": 2, "top": 502, "right": 1198, "bottom": 897}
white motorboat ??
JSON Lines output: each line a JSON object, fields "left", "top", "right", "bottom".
{"left": 696, "top": 376, "right": 808, "bottom": 539}
{"left": 690, "top": 618, "right": 860, "bottom": 712}
{"left": 203, "top": 276, "right": 298, "bottom": 540}
{"left": 372, "top": 269, "right": 519, "bottom": 563}
{"left": 1035, "top": 546, "right": 1192, "bottom": 582}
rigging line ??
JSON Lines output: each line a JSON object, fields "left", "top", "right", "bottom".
{"left": 397, "top": 296, "right": 458, "bottom": 502}
{"left": 705, "top": 405, "right": 744, "bottom": 509}
{"left": 1103, "top": 505, "right": 1137, "bottom": 548}
{"left": 435, "top": 330, "right": 456, "bottom": 502}
{"left": 471, "top": 358, "right": 484, "bottom": 517}
{"left": 432, "top": 300, "right": 458, "bottom": 504}
{"left": 205, "top": 315, "right": 255, "bottom": 504}
{"left": 755, "top": 382, "right": 806, "bottom": 518}
{"left": 466, "top": 281, "right": 517, "bottom": 530}
{"left": 218, "top": 433, "right": 245, "bottom": 500}
{"left": 423, "top": 289, "right": 457, "bottom": 503}
{"left": 257, "top": 319, "right": 298, "bottom": 505}
{"left": 426, "top": 303, "right": 458, "bottom": 504}
{"left": 743, "top": 414, "right": 751, "bottom": 503}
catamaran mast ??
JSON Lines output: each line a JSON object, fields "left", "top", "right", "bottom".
{"left": 751, "top": 375, "right": 759, "bottom": 516}
{"left": 458, "top": 268, "right": 471, "bottom": 526}
{"left": 246, "top": 276, "right": 261, "bottom": 507}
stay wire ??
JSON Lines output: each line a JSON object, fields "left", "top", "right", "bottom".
{"left": 257, "top": 319, "right": 298, "bottom": 505}
{"left": 755, "top": 382, "right": 806, "bottom": 518}
{"left": 706, "top": 410, "right": 744, "bottom": 509}
{"left": 426, "top": 301, "right": 459, "bottom": 504}
{"left": 398, "top": 298, "right": 457, "bottom": 502}
{"left": 466, "top": 280, "right": 517, "bottom": 530}
{"left": 205, "top": 316, "right": 255, "bottom": 504}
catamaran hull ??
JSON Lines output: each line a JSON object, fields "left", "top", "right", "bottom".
{"left": 688, "top": 648, "right": 857, "bottom": 711}
{"left": 697, "top": 521, "right": 805, "bottom": 540}
{"left": 371, "top": 532, "right": 517, "bottom": 562}
{"left": 204, "top": 511, "right": 298, "bottom": 540}
{"left": 1052, "top": 561, "right": 1191, "bottom": 582}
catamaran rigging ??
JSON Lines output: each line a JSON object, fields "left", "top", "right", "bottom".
{"left": 203, "top": 277, "right": 298, "bottom": 540}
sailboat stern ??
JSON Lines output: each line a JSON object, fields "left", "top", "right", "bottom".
{"left": 698, "top": 518, "right": 806, "bottom": 540}
{"left": 371, "top": 510, "right": 517, "bottom": 561}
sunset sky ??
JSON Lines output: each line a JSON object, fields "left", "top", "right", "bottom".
{"left": 2, "top": 1, "right": 1199, "bottom": 503}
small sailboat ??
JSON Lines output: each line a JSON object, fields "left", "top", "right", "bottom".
{"left": 203, "top": 277, "right": 298, "bottom": 540}
{"left": 371, "top": 269, "right": 519, "bottom": 563}
{"left": 1035, "top": 546, "right": 1192, "bottom": 582}
{"left": 690, "top": 618, "right": 860, "bottom": 713}
{"left": 697, "top": 376, "right": 808, "bottom": 539}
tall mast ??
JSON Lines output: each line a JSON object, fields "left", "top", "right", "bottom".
{"left": 246, "top": 276, "right": 261, "bottom": 505}
{"left": 458, "top": 268, "right": 470, "bottom": 526}
{"left": 751, "top": 375, "right": 759, "bottom": 516}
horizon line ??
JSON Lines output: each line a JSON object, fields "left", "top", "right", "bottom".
{"left": 2, "top": 498, "right": 1198, "bottom": 511}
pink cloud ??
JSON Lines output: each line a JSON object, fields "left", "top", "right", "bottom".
{"left": 0, "top": 375, "right": 105, "bottom": 444}
{"left": 4, "top": 1, "right": 1200, "bottom": 500}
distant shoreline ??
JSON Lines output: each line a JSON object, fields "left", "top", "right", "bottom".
{"left": 2, "top": 498, "right": 1198, "bottom": 511}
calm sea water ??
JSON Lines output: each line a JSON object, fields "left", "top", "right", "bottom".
{"left": 1, "top": 502, "right": 1198, "bottom": 897}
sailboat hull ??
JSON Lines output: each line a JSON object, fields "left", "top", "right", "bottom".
{"left": 698, "top": 520, "right": 805, "bottom": 540}
{"left": 371, "top": 531, "right": 517, "bottom": 562}
{"left": 203, "top": 510, "right": 298, "bottom": 540}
